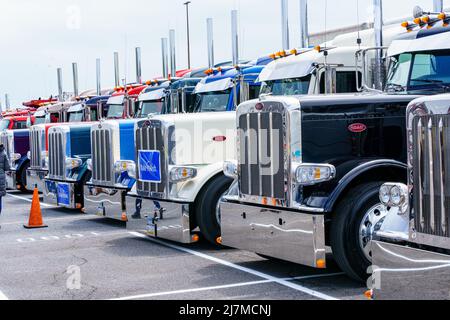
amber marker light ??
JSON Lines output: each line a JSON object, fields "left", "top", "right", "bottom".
{"left": 364, "top": 290, "right": 374, "bottom": 300}
{"left": 316, "top": 259, "right": 326, "bottom": 269}
{"left": 192, "top": 234, "right": 200, "bottom": 242}
{"left": 216, "top": 237, "right": 222, "bottom": 245}
{"left": 262, "top": 197, "right": 268, "bottom": 205}
{"left": 400, "top": 21, "right": 409, "bottom": 28}
{"left": 121, "top": 212, "right": 128, "bottom": 222}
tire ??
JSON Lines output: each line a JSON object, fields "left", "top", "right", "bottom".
{"left": 195, "top": 174, "right": 233, "bottom": 246}
{"left": 330, "top": 181, "right": 387, "bottom": 282}
{"left": 19, "top": 162, "right": 30, "bottom": 193}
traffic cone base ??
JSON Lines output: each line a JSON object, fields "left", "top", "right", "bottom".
{"left": 24, "top": 186, "right": 48, "bottom": 229}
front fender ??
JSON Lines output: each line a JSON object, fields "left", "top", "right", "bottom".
{"left": 323, "top": 159, "right": 407, "bottom": 212}
{"left": 16, "top": 156, "right": 30, "bottom": 173}
{"left": 175, "top": 162, "right": 225, "bottom": 202}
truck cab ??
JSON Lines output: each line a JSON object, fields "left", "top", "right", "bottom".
{"left": 105, "top": 85, "right": 148, "bottom": 120}
{"left": 219, "top": 11, "right": 450, "bottom": 283}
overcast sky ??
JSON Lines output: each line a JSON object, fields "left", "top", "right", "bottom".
{"left": 1, "top": 0, "right": 449, "bottom": 107}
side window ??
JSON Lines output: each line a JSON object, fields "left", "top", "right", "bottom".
{"left": 320, "top": 71, "right": 362, "bottom": 94}
{"left": 14, "top": 121, "right": 28, "bottom": 129}
{"left": 248, "top": 85, "right": 260, "bottom": 100}
{"left": 51, "top": 113, "right": 60, "bottom": 123}
{"left": 90, "top": 109, "right": 98, "bottom": 121}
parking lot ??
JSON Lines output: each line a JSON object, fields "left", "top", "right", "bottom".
{"left": 0, "top": 191, "right": 366, "bottom": 301}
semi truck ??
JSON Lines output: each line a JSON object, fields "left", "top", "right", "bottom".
{"left": 124, "top": 59, "right": 293, "bottom": 245}
{"left": 84, "top": 78, "right": 203, "bottom": 221}
{"left": 371, "top": 93, "right": 450, "bottom": 300}
{"left": 219, "top": 11, "right": 450, "bottom": 282}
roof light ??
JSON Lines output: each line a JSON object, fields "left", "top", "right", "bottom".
{"left": 290, "top": 49, "right": 298, "bottom": 55}
{"left": 438, "top": 12, "right": 447, "bottom": 20}
{"left": 401, "top": 21, "right": 409, "bottom": 28}
{"left": 314, "top": 45, "right": 321, "bottom": 52}
{"left": 421, "top": 16, "right": 430, "bottom": 24}
{"left": 413, "top": 17, "right": 422, "bottom": 25}
{"left": 269, "top": 53, "right": 277, "bottom": 59}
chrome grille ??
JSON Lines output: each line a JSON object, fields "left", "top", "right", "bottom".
{"left": 136, "top": 121, "right": 168, "bottom": 197}
{"left": 91, "top": 127, "right": 113, "bottom": 184}
{"left": 1, "top": 132, "right": 13, "bottom": 167}
{"left": 413, "top": 114, "right": 450, "bottom": 238}
{"left": 238, "top": 111, "right": 285, "bottom": 200}
{"left": 48, "top": 130, "right": 66, "bottom": 179}
{"left": 30, "top": 127, "right": 44, "bottom": 169}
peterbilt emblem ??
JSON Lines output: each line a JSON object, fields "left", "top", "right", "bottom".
{"left": 348, "top": 123, "right": 367, "bottom": 133}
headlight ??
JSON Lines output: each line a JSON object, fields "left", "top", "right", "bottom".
{"left": 294, "top": 163, "right": 336, "bottom": 186}
{"left": 65, "top": 157, "right": 82, "bottom": 170}
{"left": 379, "top": 183, "right": 408, "bottom": 213}
{"left": 87, "top": 159, "right": 93, "bottom": 171}
{"left": 27, "top": 151, "right": 31, "bottom": 159}
{"left": 169, "top": 166, "right": 197, "bottom": 183}
{"left": 114, "top": 160, "right": 136, "bottom": 179}
{"left": 10, "top": 153, "right": 21, "bottom": 161}
{"left": 223, "top": 160, "right": 238, "bottom": 179}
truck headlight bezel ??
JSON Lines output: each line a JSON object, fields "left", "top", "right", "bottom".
{"left": 294, "top": 163, "right": 336, "bottom": 186}
{"left": 65, "top": 157, "right": 82, "bottom": 170}
{"left": 223, "top": 160, "right": 238, "bottom": 179}
{"left": 169, "top": 166, "right": 197, "bottom": 183}
{"left": 379, "top": 183, "right": 409, "bottom": 214}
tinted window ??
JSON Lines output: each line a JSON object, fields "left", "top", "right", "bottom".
{"left": 14, "top": 121, "right": 28, "bottom": 129}
{"left": 34, "top": 117, "right": 46, "bottom": 125}
{"left": 106, "top": 104, "right": 124, "bottom": 119}
{"left": 261, "top": 76, "right": 311, "bottom": 96}
{"left": 194, "top": 90, "right": 231, "bottom": 112}
{"left": 410, "top": 51, "right": 450, "bottom": 87}
{"left": 320, "top": 71, "right": 361, "bottom": 93}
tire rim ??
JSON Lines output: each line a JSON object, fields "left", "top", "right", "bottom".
{"left": 358, "top": 203, "right": 392, "bottom": 261}
{"left": 215, "top": 195, "right": 223, "bottom": 225}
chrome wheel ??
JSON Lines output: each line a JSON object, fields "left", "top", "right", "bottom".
{"left": 358, "top": 204, "right": 390, "bottom": 261}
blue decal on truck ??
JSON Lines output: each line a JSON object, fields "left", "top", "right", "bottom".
{"left": 138, "top": 150, "right": 161, "bottom": 183}
{"left": 57, "top": 183, "right": 71, "bottom": 206}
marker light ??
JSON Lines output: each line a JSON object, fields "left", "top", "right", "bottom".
{"left": 269, "top": 53, "right": 277, "bottom": 59}
{"left": 413, "top": 17, "right": 422, "bottom": 25}
{"left": 421, "top": 16, "right": 430, "bottom": 24}
{"left": 169, "top": 166, "right": 197, "bottom": 183}
{"left": 65, "top": 157, "right": 82, "bottom": 170}
{"left": 438, "top": 12, "right": 447, "bottom": 20}
{"left": 290, "top": 49, "right": 298, "bottom": 55}
{"left": 314, "top": 46, "right": 321, "bottom": 52}
{"left": 401, "top": 21, "right": 409, "bottom": 28}
{"left": 294, "top": 164, "right": 336, "bottom": 186}
{"left": 223, "top": 160, "right": 238, "bottom": 179}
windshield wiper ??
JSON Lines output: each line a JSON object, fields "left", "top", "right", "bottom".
{"left": 385, "top": 83, "right": 406, "bottom": 92}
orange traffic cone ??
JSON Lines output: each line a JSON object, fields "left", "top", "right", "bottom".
{"left": 24, "top": 185, "right": 48, "bottom": 229}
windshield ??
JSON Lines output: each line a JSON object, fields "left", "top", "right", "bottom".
{"left": 386, "top": 51, "right": 450, "bottom": 92}
{"left": 106, "top": 104, "right": 124, "bottom": 119}
{"left": 34, "top": 117, "right": 47, "bottom": 125}
{"left": 0, "top": 119, "right": 10, "bottom": 130}
{"left": 260, "top": 76, "right": 311, "bottom": 96}
{"left": 67, "top": 111, "right": 84, "bottom": 122}
{"left": 194, "top": 90, "right": 231, "bottom": 112}
{"left": 136, "top": 100, "right": 165, "bottom": 118}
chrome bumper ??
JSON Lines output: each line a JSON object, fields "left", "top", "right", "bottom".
{"left": 219, "top": 199, "right": 326, "bottom": 269}
{"left": 372, "top": 240, "right": 450, "bottom": 300}
{"left": 26, "top": 169, "right": 47, "bottom": 192}
{"left": 5, "top": 170, "right": 17, "bottom": 190}
{"left": 126, "top": 194, "right": 194, "bottom": 244}
{"left": 84, "top": 184, "right": 128, "bottom": 221}
{"left": 43, "top": 179, "right": 77, "bottom": 209}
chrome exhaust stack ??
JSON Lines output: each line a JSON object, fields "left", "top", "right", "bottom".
{"left": 373, "top": 0, "right": 384, "bottom": 91}
{"left": 161, "top": 38, "right": 169, "bottom": 79}
{"left": 114, "top": 52, "right": 120, "bottom": 88}
{"left": 281, "top": 0, "right": 290, "bottom": 50}
{"left": 135, "top": 47, "right": 142, "bottom": 84}
{"left": 72, "top": 63, "right": 79, "bottom": 97}
{"left": 169, "top": 30, "right": 177, "bottom": 77}
{"left": 299, "top": 0, "right": 309, "bottom": 48}
{"left": 207, "top": 18, "right": 215, "bottom": 69}
{"left": 96, "top": 58, "right": 101, "bottom": 96}
{"left": 57, "top": 68, "right": 63, "bottom": 102}
{"left": 231, "top": 10, "right": 239, "bottom": 66}
{"left": 434, "top": 0, "right": 443, "bottom": 12}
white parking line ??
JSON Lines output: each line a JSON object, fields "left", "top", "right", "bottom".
{"left": 2, "top": 215, "right": 101, "bottom": 226}
{"left": 129, "top": 232, "right": 340, "bottom": 301}
{"left": 0, "top": 290, "right": 9, "bottom": 300}
{"left": 7, "top": 193, "right": 56, "bottom": 208}
{"left": 112, "top": 272, "right": 343, "bottom": 300}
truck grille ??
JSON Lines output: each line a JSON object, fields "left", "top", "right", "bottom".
{"left": 413, "top": 114, "right": 450, "bottom": 238}
{"left": 238, "top": 111, "right": 285, "bottom": 200}
{"left": 136, "top": 121, "right": 167, "bottom": 197}
{"left": 30, "top": 127, "right": 44, "bottom": 169}
{"left": 48, "top": 130, "right": 66, "bottom": 179}
{"left": 91, "top": 128, "right": 113, "bottom": 184}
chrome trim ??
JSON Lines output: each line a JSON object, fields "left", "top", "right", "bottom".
{"left": 43, "top": 179, "right": 77, "bottom": 209}
{"left": 26, "top": 169, "right": 47, "bottom": 192}
{"left": 84, "top": 184, "right": 128, "bottom": 220}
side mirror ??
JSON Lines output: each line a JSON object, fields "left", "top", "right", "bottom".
{"left": 26, "top": 113, "right": 32, "bottom": 128}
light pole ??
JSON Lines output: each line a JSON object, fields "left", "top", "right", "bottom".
{"left": 184, "top": 1, "right": 192, "bottom": 69}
